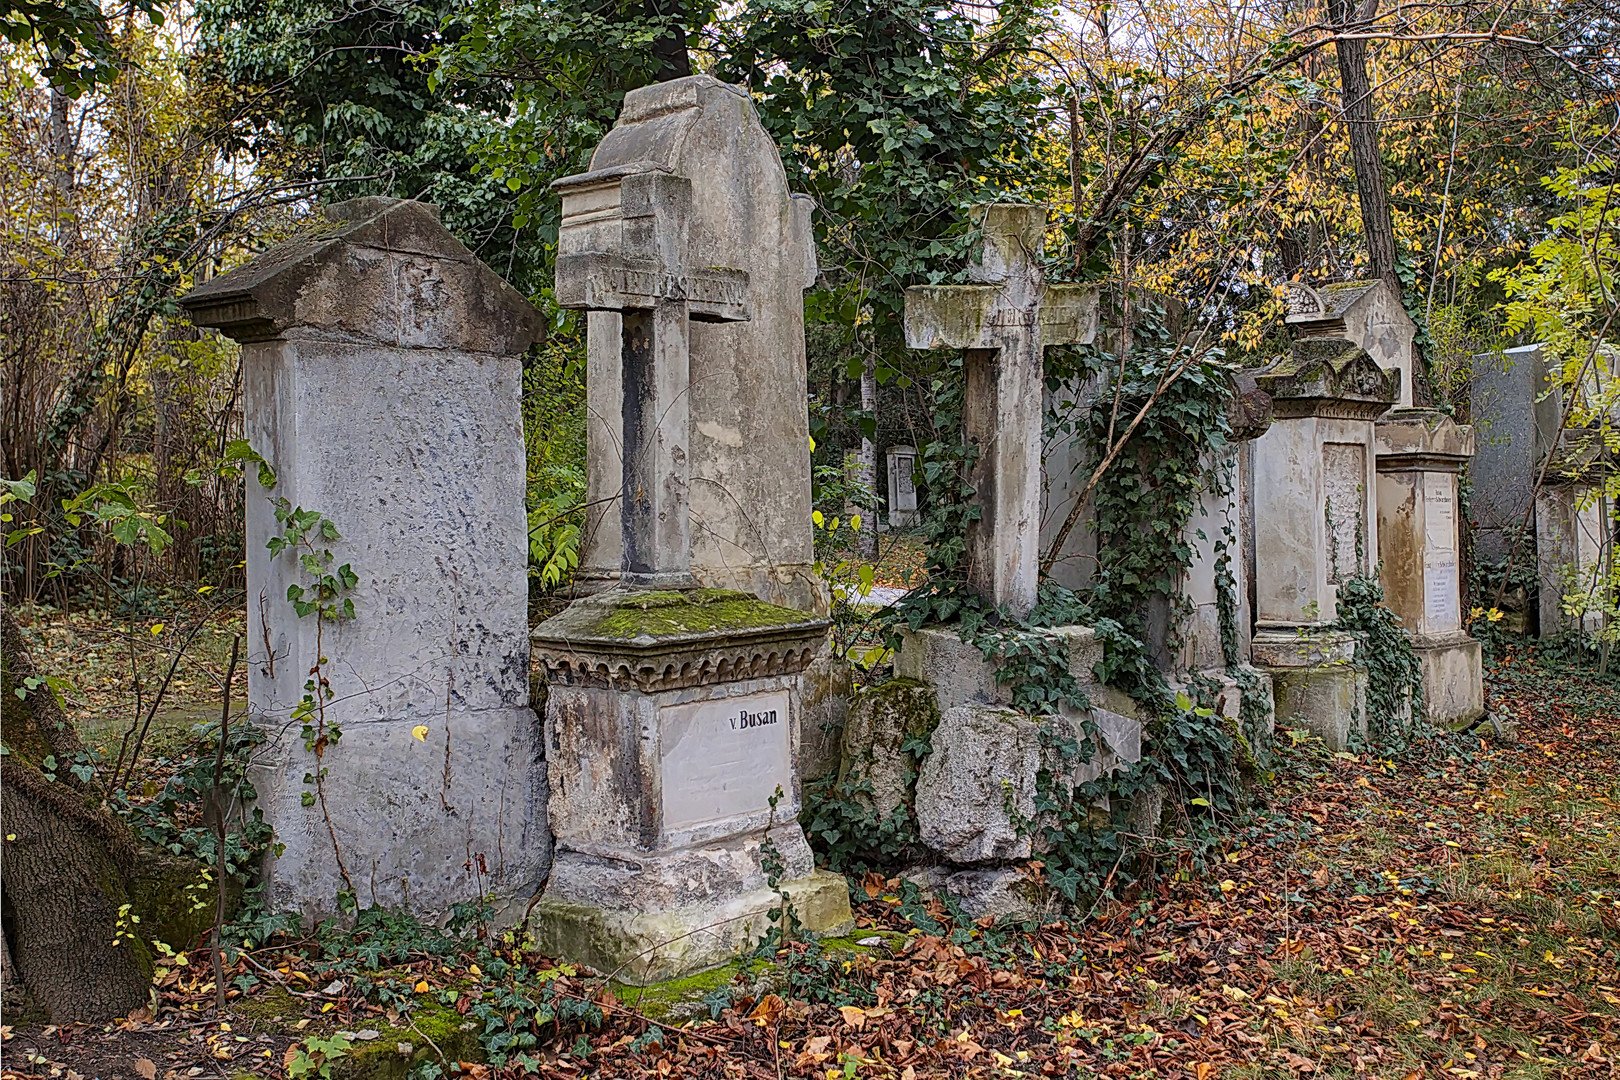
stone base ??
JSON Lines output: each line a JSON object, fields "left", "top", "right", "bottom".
{"left": 1253, "top": 628, "right": 1367, "bottom": 751}
{"left": 529, "top": 869, "right": 852, "bottom": 985}
{"left": 895, "top": 623, "right": 1138, "bottom": 718}
{"left": 1414, "top": 632, "right": 1484, "bottom": 728}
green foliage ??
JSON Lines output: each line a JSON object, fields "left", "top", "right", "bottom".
{"left": 1333, "top": 573, "right": 1427, "bottom": 751}
{"left": 60, "top": 481, "right": 174, "bottom": 558}
{"left": 524, "top": 335, "right": 587, "bottom": 593}
{"left": 2, "top": 0, "right": 164, "bottom": 94}
{"left": 285, "top": 1032, "right": 352, "bottom": 1080}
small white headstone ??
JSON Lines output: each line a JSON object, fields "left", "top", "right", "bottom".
{"left": 886, "top": 445, "right": 919, "bottom": 527}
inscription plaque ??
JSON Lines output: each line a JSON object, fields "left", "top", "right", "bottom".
{"left": 660, "top": 690, "right": 792, "bottom": 832}
{"left": 1322, "top": 443, "right": 1367, "bottom": 580}
{"left": 1424, "top": 473, "right": 1455, "bottom": 552}
{"left": 1425, "top": 555, "right": 1460, "bottom": 630}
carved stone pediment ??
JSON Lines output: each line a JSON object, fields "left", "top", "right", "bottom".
{"left": 1252, "top": 338, "right": 1398, "bottom": 418}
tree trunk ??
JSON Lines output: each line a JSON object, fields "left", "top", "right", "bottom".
{"left": 1330, "top": 0, "right": 1399, "bottom": 297}
{"left": 1, "top": 610, "right": 154, "bottom": 1022}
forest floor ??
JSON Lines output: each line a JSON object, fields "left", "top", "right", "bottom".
{"left": 3, "top": 613, "right": 1618, "bottom": 1080}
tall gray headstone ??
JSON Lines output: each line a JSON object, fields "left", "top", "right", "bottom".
{"left": 531, "top": 77, "right": 851, "bottom": 985}
{"left": 569, "top": 78, "right": 823, "bottom": 613}
{"left": 180, "top": 198, "right": 551, "bottom": 921}
{"left": 903, "top": 204, "right": 1099, "bottom": 618}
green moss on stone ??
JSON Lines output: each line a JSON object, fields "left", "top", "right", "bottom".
{"left": 612, "top": 959, "right": 769, "bottom": 1022}
{"left": 866, "top": 679, "right": 940, "bottom": 740}
{"left": 586, "top": 590, "right": 813, "bottom": 640}
{"left": 328, "top": 1002, "right": 483, "bottom": 1080}
{"left": 232, "top": 986, "right": 302, "bottom": 1030}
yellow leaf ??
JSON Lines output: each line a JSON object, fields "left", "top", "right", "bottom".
{"left": 469, "top": 964, "right": 482, "bottom": 977}
{"left": 320, "top": 1002, "right": 335, "bottom": 1013}
{"left": 850, "top": 514, "right": 862, "bottom": 531}
{"left": 412, "top": 726, "right": 429, "bottom": 742}
{"left": 151, "top": 623, "right": 164, "bottom": 635}
{"left": 415, "top": 980, "right": 430, "bottom": 993}
{"left": 812, "top": 510, "right": 824, "bottom": 527}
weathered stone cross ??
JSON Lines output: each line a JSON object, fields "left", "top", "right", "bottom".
{"left": 552, "top": 163, "right": 749, "bottom": 589}
{"left": 904, "top": 204, "right": 1098, "bottom": 618}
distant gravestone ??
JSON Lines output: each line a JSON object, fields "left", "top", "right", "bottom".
{"left": 886, "top": 445, "right": 919, "bottom": 527}
{"left": 903, "top": 204, "right": 1099, "bottom": 618}
{"left": 1249, "top": 338, "right": 1397, "bottom": 749}
{"left": 180, "top": 198, "right": 550, "bottom": 920}
{"left": 530, "top": 77, "right": 850, "bottom": 985}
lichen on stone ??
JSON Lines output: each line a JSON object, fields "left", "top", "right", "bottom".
{"left": 581, "top": 589, "right": 816, "bottom": 640}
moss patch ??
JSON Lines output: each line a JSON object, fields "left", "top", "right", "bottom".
{"left": 613, "top": 958, "right": 771, "bottom": 1023}
{"left": 327, "top": 1003, "right": 484, "bottom": 1080}
{"left": 585, "top": 590, "right": 814, "bottom": 640}
{"left": 232, "top": 986, "right": 302, "bottom": 1030}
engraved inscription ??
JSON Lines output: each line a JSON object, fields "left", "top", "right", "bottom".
{"left": 660, "top": 690, "right": 792, "bottom": 832}
{"left": 1322, "top": 442, "right": 1367, "bottom": 580}
{"left": 1424, "top": 473, "right": 1455, "bottom": 552}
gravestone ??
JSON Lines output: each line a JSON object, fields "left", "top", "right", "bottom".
{"left": 1177, "top": 372, "right": 1276, "bottom": 725}
{"left": 1471, "top": 341, "right": 1611, "bottom": 634}
{"left": 1375, "top": 413, "right": 1484, "bottom": 725}
{"left": 1284, "top": 280, "right": 1418, "bottom": 409}
{"left": 569, "top": 81, "right": 823, "bottom": 613}
{"left": 903, "top": 204, "right": 1099, "bottom": 618}
{"left": 886, "top": 444, "right": 919, "bottom": 527}
{"left": 530, "top": 76, "right": 851, "bottom": 985}
{"left": 180, "top": 198, "right": 551, "bottom": 920}
{"left": 1248, "top": 338, "right": 1397, "bottom": 749}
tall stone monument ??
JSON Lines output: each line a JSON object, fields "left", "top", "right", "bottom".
{"left": 569, "top": 81, "right": 823, "bottom": 614}
{"left": 1249, "top": 339, "right": 1397, "bottom": 749}
{"left": 1374, "top": 413, "right": 1484, "bottom": 725}
{"left": 529, "top": 77, "right": 851, "bottom": 984}
{"left": 1289, "top": 279, "right": 1483, "bottom": 723}
{"left": 903, "top": 204, "right": 1099, "bottom": 619}
{"left": 180, "top": 198, "right": 551, "bottom": 920}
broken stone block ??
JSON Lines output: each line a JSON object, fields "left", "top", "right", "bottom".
{"left": 837, "top": 679, "right": 940, "bottom": 817}
{"left": 945, "top": 868, "right": 1048, "bottom": 922}
{"left": 914, "top": 702, "right": 1140, "bottom": 865}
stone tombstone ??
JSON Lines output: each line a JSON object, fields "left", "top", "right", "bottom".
{"left": 567, "top": 76, "right": 824, "bottom": 613}
{"left": 1284, "top": 279, "right": 1418, "bottom": 409}
{"left": 179, "top": 198, "right": 551, "bottom": 920}
{"left": 531, "top": 76, "right": 851, "bottom": 985}
{"left": 1375, "top": 412, "right": 1484, "bottom": 726}
{"left": 1177, "top": 372, "right": 1276, "bottom": 725}
{"left": 886, "top": 444, "right": 919, "bottom": 527}
{"left": 1469, "top": 343, "right": 1565, "bottom": 564}
{"left": 1248, "top": 338, "right": 1398, "bottom": 750}
{"left": 904, "top": 204, "right": 1099, "bottom": 619}
{"left": 1536, "top": 486, "right": 1611, "bottom": 635}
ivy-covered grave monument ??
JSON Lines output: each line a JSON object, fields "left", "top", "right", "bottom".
{"left": 1247, "top": 334, "right": 1399, "bottom": 749}
{"left": 179, "top": 197, "right": 553, "bottom": 920}
{"left": 859, "top": 204, "right": 1149, "bottom": 917}
{"left": 1287, "top": 280, "right": 1484, "bottom": 727}
{"left": 528, "top": 76, "right": 853, "bottom": 984}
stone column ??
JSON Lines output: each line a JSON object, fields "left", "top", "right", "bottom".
{"left": 1249, "top": 339, "right": 1397, "bottom": 750}
{"left": 1373, "top": 411, "right": 1484, "bottom": 726}
{"left": 179, "top": 198, "right": 551, "bottom": 921}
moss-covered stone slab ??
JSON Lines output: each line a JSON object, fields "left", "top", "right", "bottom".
{"left": 534, "top": 588, "right": 825, "bottom": 646}
{"left": 530, "top": 869, "right": 852, "bottom": 986}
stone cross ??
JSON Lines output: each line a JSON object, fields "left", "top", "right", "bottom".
{"left": 553, "top": 165, "right": 749, "bottom": 590}
{"left": 904, "top": 205, "right": 1097, "bottom": 618}
{"left": 179, "top": 198, "right": 550, "bottom": 920}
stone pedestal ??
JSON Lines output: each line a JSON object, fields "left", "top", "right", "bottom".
{"left": 530, "top": 590, "right": 851, "bottom": 983}
{"left": 1249, "top": 339, "right": 1397, "bottom": 749}
{"left": 1374, "top": 410, "right": 1484, "bottom": 727}
{"left": 179, "top": 198, "right": 551, "bottom": 921}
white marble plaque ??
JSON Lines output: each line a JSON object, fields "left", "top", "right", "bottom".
{"left": 1424, "top": 473, "right": 1455, "bottom": 552}
{"left": 660, "top": 690, "right": 792, "bottom": 831}
{"left": 1425, "top": 555, "right": 1460, "bottom": 630}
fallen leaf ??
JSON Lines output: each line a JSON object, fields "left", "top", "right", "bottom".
{"left": 135, "top": 1059, "right": 157, "bottom": 1080}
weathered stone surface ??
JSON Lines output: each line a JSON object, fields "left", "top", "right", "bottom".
{"left": 1256, "top": 629, "right": 1368, "bottom": 750}
{"left": 532, "top": 868, "right": 852, "bottom": 985}
{"left": 1470, "top": 343, "right": 1562, "bottom": 563}
{"left": 1374, "top": 409, "right": 1483, "bottom": 725}
{"left": 1535, "top": 484, "right": 1609, "bottom": 635}
{"left": 568, "top": 76, "right": 823, "bottom": 612}
{"left": 180, "top": 197, "right": 549, "bottom": 923}
{"left": 836, "top": 679, "right": 940, "bottom": 817}
{"left": 904, "top": 205, "right": 1099, "bottom": 618}
{"left": 1285, "top": 279, "right": 1417, "bottom": 409}
{"left": 914, "top": 702, "right": 1139, "bottom": 865}
{"left": 945, "top": 868, "right": 1048, "bottom": 922}
{"left": 799, "top": 648, "right": 852, "bottom": 784}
